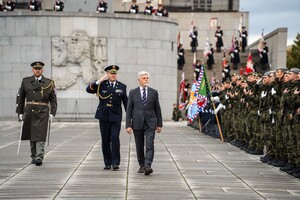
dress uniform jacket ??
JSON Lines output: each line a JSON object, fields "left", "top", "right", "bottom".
{"left": 98, "top": 2, "right": 107, "bottom": 12}
{"left": 17, "top": 75, "right": 57, "bottom": 142}
{"left": 29, "top": 0, "right": 40, "bottom": 11}
{"left": 86, "top": 80, "right": 128, "bottom": 122}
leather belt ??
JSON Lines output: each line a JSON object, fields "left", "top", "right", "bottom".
{"left": 27, "top": 102, "right": 48, "bottom": 106}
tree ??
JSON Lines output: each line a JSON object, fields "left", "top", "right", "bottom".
{"left": 287, "top": 33, "right": 300, "bottom": 69}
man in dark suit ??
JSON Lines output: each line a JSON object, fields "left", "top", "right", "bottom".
{"left": 126, "top": 71, "right": 163, "bottom": 175}
{"left": 86, "top": 65, "right": 128, "bottom": 170}
{"left": 17, "top": 61, "right": 57, "bottom": 166}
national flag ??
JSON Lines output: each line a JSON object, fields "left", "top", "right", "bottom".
{"left": 178, "top": 72, "right": 186, "bottom": 111}
{"left": 187, "top": 64, "right": 208, "bottom": 121}
{"left": 245, "top": 52, "right": 254, "bottom": 74}
{"left": 177, "top": 31, "right": 182, "bottom": 47}
{"left": 238, "top": 14, "right": 243, "bottom": 34}
{"left": 210, "top": 18, "right": 218, "bottom": 28}
{"left": 203, "top": 37, "right": 210, "bottom": 58}
{"left": 258, "top": 30, "right": 265, "bottom": 52}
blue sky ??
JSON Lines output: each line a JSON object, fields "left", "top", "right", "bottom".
{"left": 240, "top": 0, "right": 300, "bottom": 45}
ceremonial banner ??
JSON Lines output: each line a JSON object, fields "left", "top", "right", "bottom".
{"left": 178, "top": 72, "right": 186, "bottom": 111}
{"left": 187, "top": 65, "right": 208, "bottom": 121}
{"left": 210, "top": 18, "right": 218, "bottom": 28}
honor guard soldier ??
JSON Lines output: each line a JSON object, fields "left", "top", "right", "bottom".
{"left": 28, "top": 0, "right": 41, "bottom": 11}
{"left": 17, "top": 62, "right": 57, "bottom": 166}
{"left": 215, "top": 26, "right": 224, "bottom": 52}
{"left": 129, "top": 0, "right": 139, "bottom": 14}
{"left": 86, "top": 65, "right": 128, "bottom": 171}
{"left": 155, "top": 3, "right": 168, "bottom": 17}
{"left": 5, "top": 1, "right": 16, "bottom": 11}
{"left": 144, "top": 0, "right": 153, "bottom": 15}
{"left": 97, "top": 0, "right": 107, "bottom": 13}
{"left": 0, "top": 3, "right": 3, "bottom": 11}
{"left": 54, "top": 0, "right": 64, "bottom": 11}
{"left": 239, "top": 26, "right": 248, "bottom": 52}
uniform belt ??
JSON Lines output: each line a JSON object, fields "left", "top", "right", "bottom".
{"left": 27, "top": 102, "right": 48, "bottom": 106}
{"left": 106, "top": 103, "right": 112, "bottom": 107}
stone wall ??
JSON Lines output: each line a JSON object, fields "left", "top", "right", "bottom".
{"left": 0, "top": 12, "right": 178, "bottom": 120}
{"left": 248, "top": 28, "right": 287, "bottom": 69}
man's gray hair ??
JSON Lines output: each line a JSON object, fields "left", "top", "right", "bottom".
{"left": 137, "top": 71, "right": 150, "bottom": 79}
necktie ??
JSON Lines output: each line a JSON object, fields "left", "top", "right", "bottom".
{"left": 142, "top": 88, "right": 147, "bottom": 108}
{"left": 110, "top": 82, "right": 114, "bottom": 88}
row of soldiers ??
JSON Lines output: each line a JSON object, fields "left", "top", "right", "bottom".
{"left": 0, "top": 0, "right": 64, "bottom": 11}
{"left": 214, "top": 68, "right": 300, "bottom": 178}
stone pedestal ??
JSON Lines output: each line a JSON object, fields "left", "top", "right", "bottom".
{"left": 42, "top": 0, "right": 54, "bottom": 11}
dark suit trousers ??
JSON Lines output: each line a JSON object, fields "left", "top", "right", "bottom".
{"left": 133, "top": 120, "right": 155, "bottom": 167}
{"left": 99, "top": 120, "right": 121, "bottom": 166}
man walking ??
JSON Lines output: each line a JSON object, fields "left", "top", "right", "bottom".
{"left": 17, "top": 61, "right": 57, "bottom": 166}
{"left": 86, "top": 65, "right": 128, "bottom": 170}
{"left": 126, "top": 71, "right": 163, "bottom": 175}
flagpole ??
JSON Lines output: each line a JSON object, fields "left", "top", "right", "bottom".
{"left": 203, "top": 67, "right": 224, "bottom": 142}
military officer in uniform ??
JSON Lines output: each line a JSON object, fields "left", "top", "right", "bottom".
{"left": 17, "top": 61, "right": 57, "bottom": 166}
{"left": 28, "top": 0, "right": 41, "bottom": 11}
{"left": 54, "top": 0, "right": 64, "bottom": 11}
{"left": 97, "top": 0, "right": 107, "bottom": 13}
{"left": 86, "top": 65, "right": 128, "bottom": 170}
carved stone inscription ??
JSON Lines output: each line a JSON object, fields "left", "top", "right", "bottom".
{"left": 52, "top": 31, "right": 107, "bottom": 90}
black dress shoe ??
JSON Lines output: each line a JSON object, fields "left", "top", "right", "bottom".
{"left": 144, "top": 166, "right": 153, "bottom": 175}
{"left": 113, "top": 165, "right": 119, "bottom": 170}
{"left": 31, "top": 159, "right": 36, "bottom": 164}
{"left": 272, "top": 160, "right": 287, "bottom": 167}
{"left": 280, "top": 164, "right": 294, "bottom": 172}
{"left": 260, "top": 155, "right": 273, "bottom": 163}
{"left": 104, "top": 165, "right": 111, "bottom": 170}
{"left": 35, "top": 159, "right": 42, "bottom": 166}
{"left": 249, "top": 148, "right": 263, "bottom": 155}
{"left": 137, "top": 166, "right": 145, "bottom": 173}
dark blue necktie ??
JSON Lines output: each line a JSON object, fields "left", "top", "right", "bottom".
{"left": 142, "top": 88, "right": 147, "bottom": 108}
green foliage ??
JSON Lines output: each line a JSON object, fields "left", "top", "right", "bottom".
{"left": 287, "top": 33, "right": 300, "bottom": 69}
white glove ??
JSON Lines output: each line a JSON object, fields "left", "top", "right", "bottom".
{"left": 234, "top": 49, "right": 238, "bottom": 53}
{"left": 224, "top": 69, "right": 228, "bottom": 73}
{"left": 214, "top": 103, "right": 225, "bottom": 114}
{"left": 49, "top": 114, "right": 54, "bottom": 122}
{"left": 271, "top": 88, "right": 276, "bottom": 95}
{"left": 261, "top": 91, "right": 267, "bottom": 98}
{"left": 95, "top": 80, "right": 100, "bottom": 85}
{"left": 269, "top": 109, "right": 272, "bottom": 115}
{"left": 258, "top": 110, "right": 260, "bottom": 116}
{"left": 263, "top": 50, "right": 266, "bottom": 53}
{"left": 18, "top": 114, "right": 23, "bottom": 121}
{"left": 211, "top": 96, "right": 220, "bottom": 102}
{"left": 271, "top": 118, "right": 275, "bottom": 124}
{"left": 225, "top": 95, "right": 229, "bottom": 100}
{"left": 223, "top": 105, "right": 226, "bottom": 110}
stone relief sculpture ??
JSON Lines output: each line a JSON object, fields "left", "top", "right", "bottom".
{"left": 52, "top": 31, "right": 107, "bottom": 90}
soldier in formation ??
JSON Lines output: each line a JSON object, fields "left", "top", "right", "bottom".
{"left": 206, "top": 68, "right": 300, "bottom": 179}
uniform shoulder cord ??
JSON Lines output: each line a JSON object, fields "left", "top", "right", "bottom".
{"left": 97, "top": 83, "right": 111, "bottom": 99}
{"left": 40, "top": 81, "right": 54, "bottom": 99}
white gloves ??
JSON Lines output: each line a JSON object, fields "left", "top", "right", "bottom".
{"left": 258, "top": 110, "right": 260, "bottom": 116}
{"left": 271, "top": 88, "right": 276, "bottom": 95}
{"left": 211, "top": 96, "right": 220, "bottom": 102}
{"left": 18, "top": 114, "right": 23, "bottom": 121}
{"left": 269, "top": 109, "right": 273, "bottom": 115}
{"left": 214, "top": 103, "right": 225, "bottom": 114}
{"left": 49, "top": 114, "right": 54, "bottom": 122}
{"left": 261, "top": 91, "right": 267, "bottom": 98}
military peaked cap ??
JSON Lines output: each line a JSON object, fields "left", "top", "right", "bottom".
{"left": 31, "top": 61, "right": 44, "bottom": 68}
{"left": 276, "top": 67, "right": 288, "bottom": 72}
{"left": 104, "top": 65, "right": 119, "bottom": 73}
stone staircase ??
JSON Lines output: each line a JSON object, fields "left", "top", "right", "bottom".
{"left": 177, "top": 48, "right": 249, "bottom": 92}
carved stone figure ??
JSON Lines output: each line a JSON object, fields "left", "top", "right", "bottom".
{"left": 51, "top": 31, "right": 107, "bottom": 90}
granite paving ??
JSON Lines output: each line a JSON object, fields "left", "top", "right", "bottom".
{"left": 0, "top": 121, "right": 299, "bottom": 199}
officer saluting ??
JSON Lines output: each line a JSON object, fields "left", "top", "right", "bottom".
{"left": 86, "top": 65, "right": 128, "bottom": 170}
{"left": 17, "top": 62, "right": 57, "bottom": 166}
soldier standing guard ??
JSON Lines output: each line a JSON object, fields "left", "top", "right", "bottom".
{"left": 86, "top": 65, "right": 128, "bottom": 170}
{"left": 17, "top": 62, "right": 57, "bottom": 166}
{"left": 144, "top": 0, "right": 153, "bottom": 15}
{"left": 54, "top": 0, "right": 64, "bottom": 11}
{"left": 28, "top": 0, "right": 41, "bottom": 11}
{"left": 239, "top": 26, "right": 248, "bottom": 52}
{"left": 97, "top": 0, "right": 107, "bottom": 13}
{"left": 215, "top": 26, "right": 224, "bottom": 52}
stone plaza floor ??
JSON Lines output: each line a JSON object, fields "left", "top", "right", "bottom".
{"left": 0, "top": 120, "right": 300, "bottom": 200}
